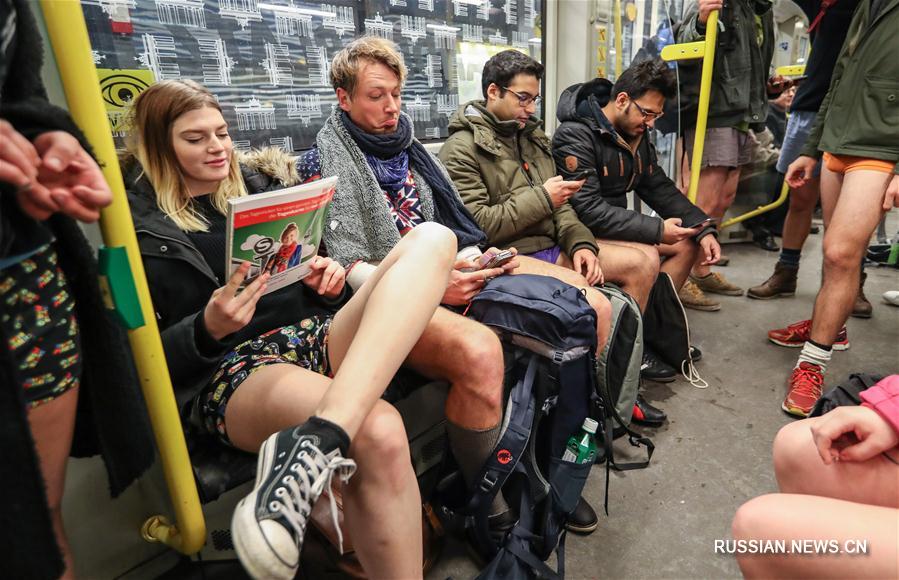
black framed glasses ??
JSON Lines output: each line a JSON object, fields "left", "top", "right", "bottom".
{"left": 630, "top": 99, "right": 664, "bottom": 121}
{"left": 503, "top": 87, "right": 542, "bottom": 107}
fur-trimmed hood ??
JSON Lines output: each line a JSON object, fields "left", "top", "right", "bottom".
{"left": 238, "top": 147, "right": 301, "bottom": 190}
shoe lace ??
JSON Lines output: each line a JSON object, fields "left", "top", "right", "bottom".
{"left": 790, "top": 365, "right": 824, "bottom": 398}
{"left": 273, "top": 440, "right": 357, "bottom": 554}
{"left": 786, "top": 319, "right": 811, "bottom": 333}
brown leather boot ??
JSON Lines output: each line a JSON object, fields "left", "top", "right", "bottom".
{"left": 851, "top": 272, "right": 873, "bottom": 318}
{"left": 747, "top": 262, "right": 798, "bottom": 299}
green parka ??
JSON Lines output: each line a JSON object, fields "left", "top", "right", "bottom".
{"left": 439, "top": 101, "right": 598, "bottom": 257}
{"left": 800, "top": 0, "right": 899, "bottom": 174}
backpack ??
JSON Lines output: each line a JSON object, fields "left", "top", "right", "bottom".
{"left": 810, "top": 373, "right": 885, "bottom": 417}
{"left": 643, "top": 273, "right": 706, "bottom": 388}
{"left": 460, "top": 275, "right": 650, "bottom": 579}
{"left": 596, "top": 284, "right": 643, "bottom": 425}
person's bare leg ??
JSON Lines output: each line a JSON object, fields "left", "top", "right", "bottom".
{"left": 591, "top": 239, "right": 660, "bottom": 311}
{"left": 314, "top": 222, "right": 456, "bottom": 436}
{"left": 732, "top": 494, "right": 898, "bottom": 579}
{"left": 808, "top": 170, "right": 890, "bottom": 346}
{"left": 27, "top": 387, "right": 79, "bottom": 580}
{"left": 405, "top": 308, "right": 503, "bottom": 429}
{"left": 658, "top": 238, "right": 699, "bottom": 291}
{"left": 732, "top": 417, "right": 899, "bottom": 579}
{"left": 226, "top": 370, "right": 422, "bottom": 578}
{"left": 515, "top": 254, "right": 612, "bottom": 352}
{"left": 691, "top": 166, "right": 730, "bottom": 277}
{"left": 772, "top": 418, "right": 899, "bottom": 508}
{"left": 781, "top": 177, "right": 820, "bottom": 251}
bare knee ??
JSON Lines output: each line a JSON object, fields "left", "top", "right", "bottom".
{"left": 634, "top": 246, "right": 660, "bottom": 283}
{"left": 772, "top": 420, "right": 815, "bottom": 491}
{"left": 353, "top": 402, "right": 412, "bottom": 488}
{"left": 732, "top": 495, "right": 780, "bottom": 576}
{"left": 450, "top": 325, "right": 504, "bottom": 410}
{"left": 822, "top": 239, "right": 862, "bottom": 273}
{"left": 405, "top": 222, "right": 457, "bottom": 262}
{"left": 586, "top": 289, "right": 612, "bottom": 329}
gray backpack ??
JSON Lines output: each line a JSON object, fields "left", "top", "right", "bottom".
{"left": 596, "top": 283, "right": 643, "bottom": 425}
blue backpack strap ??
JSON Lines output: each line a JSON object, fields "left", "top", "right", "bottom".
{"left": 466, "top": 354, "right": 539, "bottom": 557}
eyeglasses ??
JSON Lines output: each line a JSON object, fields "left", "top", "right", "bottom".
{"left": 630, "top": 99, "right": 664, "bottom": 121}
{"left": 503, "top": 87, "right": 542, "bottom": 107}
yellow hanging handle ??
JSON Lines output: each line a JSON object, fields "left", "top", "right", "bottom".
{"left": 661, "top": 10, "right": 720, "bottom": 204}
{"left": 38, "top": 0, "right": 205, "bottom": 555}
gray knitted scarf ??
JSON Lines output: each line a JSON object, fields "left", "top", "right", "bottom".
{"left": 317, "top": 109, "right": 444, "bottom": 267}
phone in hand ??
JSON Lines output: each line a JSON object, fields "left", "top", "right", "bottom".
{"left": 683, "top": 217, "right": 714, "bottom": 230}
{"left": 569, "top": 167, "right": 597, "bottom": 181}
{"left": 480, "top": 249, "right": 516, "bottom": 269}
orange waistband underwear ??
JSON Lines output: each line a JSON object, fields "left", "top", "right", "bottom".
{"left": 823, "top": 152, "right": 895, "bottom": 175}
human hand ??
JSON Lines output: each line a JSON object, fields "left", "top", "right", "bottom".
{"left": 17, "top": 132, "right": 112, "bottom": 222}
{"left": 661, "top": 217, "right": 700, "bottom": 244}
{"left": 573, "top": 248, "right": 603, "bottom": 285}
{"left": 697, "top": 0, "right": 723, "bottom": 24}
{"left": 882, "top": 174, "right": 899, "bottom": 211}
{"left": 698, "top": 234, "right": 721, "bottom": 265}
{"left": 810, "top": 405, "right": 899, "bottom": 465}
{"left": 785, "top": 156, "right": 818, "bottom": 189}
{"left": 442, "top": 259, "right": 503, "bottom": 305}
{"left": 0, "top": 120, "right": 41, "bottom": 188}
{"left": 543, "top": 176, "right": 582, "bottom": 209}
{"left": 478, "top": 246, "right": 520, "bottom": 273}
{"left": 302, "top": 256, "right": 346, "bottom": 298}
{"left": 203, "top": 262, "right": 270, "bottom": 341}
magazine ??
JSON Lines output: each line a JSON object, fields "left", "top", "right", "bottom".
{"left": 225, "top": 176, "right": 337, "bottom": 295}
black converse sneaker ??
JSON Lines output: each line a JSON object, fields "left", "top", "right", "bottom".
{"left": 232, "top": 424, "right": 356, "bottom": 579}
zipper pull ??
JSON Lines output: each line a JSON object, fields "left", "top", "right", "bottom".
{"left": 523, "top": 161, "right": 530, "bottom": 172}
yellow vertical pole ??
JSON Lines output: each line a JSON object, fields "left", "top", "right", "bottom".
{"left": 614, "top": 0, "right": 623, "bottom": 76}
{"left": 38, "top": 0, "right": 205, "bottom": 555}
{"left": 685, "top": 10, "right": 719, "bottom": 203}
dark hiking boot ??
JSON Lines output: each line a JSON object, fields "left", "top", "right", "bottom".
{"left": 851, "top": 272, "right": 873, "bottom": 319}
{"left": 747, "top": 263, "right": 798, "bottom": 300}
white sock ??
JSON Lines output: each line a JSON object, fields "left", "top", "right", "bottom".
{"left": 796, "top": 341, "right": 832, "bottom": 373}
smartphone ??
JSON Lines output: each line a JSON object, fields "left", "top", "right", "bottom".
{"left": 683, "top": 217, "right": 714, "bottom": 229}
{"left": 480, "top": 249, "right": 516, "bottom": 269}
{"left": 569, "top": 168, "right": 596, "bottom": 181}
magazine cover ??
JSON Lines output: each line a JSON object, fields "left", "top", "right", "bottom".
{"left": 226, "top": 176, "right": 338, "bottom": 294}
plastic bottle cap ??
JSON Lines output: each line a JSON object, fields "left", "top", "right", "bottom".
{"left": 582, "top": 418, "right": 599, "bottom": 434}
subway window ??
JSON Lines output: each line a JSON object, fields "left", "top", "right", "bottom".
{"left": 81, "top": 0, "right": 545, "bottom": 151}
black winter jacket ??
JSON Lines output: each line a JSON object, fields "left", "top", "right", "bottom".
{"left": 126, "top": 153, "right": 347, "bottom": 412}
{"left": 552, "top": 78, "right": 714, "bottom": 245}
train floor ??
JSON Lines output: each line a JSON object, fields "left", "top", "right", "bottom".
{"left": 65, "top": 215, "right": 897, "bottom": 580}
{"left": 431, "top": 213, "right": 899, "bottom": 580}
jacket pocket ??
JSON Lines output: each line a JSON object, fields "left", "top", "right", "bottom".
{"left": 856, "top": 77, "right": 899, "bottom": 152}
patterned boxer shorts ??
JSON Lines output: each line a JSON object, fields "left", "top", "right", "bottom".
{"left": 195, "top": 314, "right": 334, "bottom": 445}
{"left": 0, "top": 244, "right": 82, "bottom": 407}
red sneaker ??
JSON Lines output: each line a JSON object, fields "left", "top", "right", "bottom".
{"left": 782, "top": 362, "right": 825, "bottom": 417}
{"left": 767, "top": 319, "right": 850, "bottom": 351}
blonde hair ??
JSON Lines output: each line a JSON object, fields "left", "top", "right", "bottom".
{"left": 329, "top": 36, "right": 407, "bottom": 95}
{"left": 124, "top": 79, "right": 245, "bottom": 232}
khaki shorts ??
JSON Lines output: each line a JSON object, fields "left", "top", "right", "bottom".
{"left": 684, "top": 127, "right": 752, "bottom": 169}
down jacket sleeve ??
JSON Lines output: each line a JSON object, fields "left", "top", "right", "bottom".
{"left": 860, "top": 375, "right": 899, "bottom": 435}
{"left": 553, "top": 123, "right": 665, "bottom": 244}
{"left": 635, "top": 143, "right": 716, "bottom": 242}
{"left": 440, "top": 131, "right": 554, "bottom": 247}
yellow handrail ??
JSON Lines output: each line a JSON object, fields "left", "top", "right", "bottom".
{"left": 660, "top": 11, "right": 719, "bottom": 203}
{"left": 614, "top": 0, "right": 623, "bottom": 77}
{"left": 38, "top": 0, "right": 205, "bottom": 555}
{"left": 720, "top": 178, "right": 790, "bottom": 229}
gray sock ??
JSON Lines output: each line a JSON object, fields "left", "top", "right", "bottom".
{"left": 446, "top": 420, "right": 510, "bottom": 516}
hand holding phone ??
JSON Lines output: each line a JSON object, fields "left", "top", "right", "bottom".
{"left": 480, "top": 249, "right": 516, "bottom": 269}
{"left": 683, "top": 217, "right": 714, "bottom": 230}
{"left": 570, "top": 167, "right": 597, "bottom": 181}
